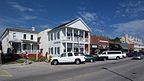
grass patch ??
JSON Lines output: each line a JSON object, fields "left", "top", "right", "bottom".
{"left": 16, "top": 59, "right": 24, "bottom": 63}
{"left": 28, "top": 56, "right": 46, "bottom": 62}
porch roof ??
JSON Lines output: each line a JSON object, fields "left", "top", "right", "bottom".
{"left": 22, "top": 40, "right": 38, "bottom": 44}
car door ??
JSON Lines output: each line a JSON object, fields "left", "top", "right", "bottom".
{"left": 107, "top": 52, "right": 116, "bottom": 59}
{"left": 59, "top": 53, "right": 68, "bottom": 63}
{"left": 67, "top": 53, "right": 75, "bottom": 62}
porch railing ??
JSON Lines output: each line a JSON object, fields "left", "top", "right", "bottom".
{"left": 17, "top": 50, "right": 39, "bottom": 54}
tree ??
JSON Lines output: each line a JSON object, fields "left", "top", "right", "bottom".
{"left": 110, "top": 37, "right": 121, "bottom": 43}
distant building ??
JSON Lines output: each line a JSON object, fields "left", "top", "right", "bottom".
{"left": 47, "top": 18, "right": 91, "bottom": 57}
{"left": 0, "top": 27, "right": 39, "bottom": 54}
{"left": 120, "top": 34, "right": 144, "bottom": 52}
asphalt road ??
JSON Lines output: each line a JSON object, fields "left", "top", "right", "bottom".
{"left": 1, "top": 58, "right": 144, "bottom": 81}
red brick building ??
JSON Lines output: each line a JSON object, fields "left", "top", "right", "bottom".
{"left": 90, "top": 35, "right": 109, "bottom": 54}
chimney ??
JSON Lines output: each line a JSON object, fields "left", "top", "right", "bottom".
{"left": 32, "top": 27, "right": 35, "bottom": 31}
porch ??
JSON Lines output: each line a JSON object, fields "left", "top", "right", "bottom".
{"left": 62, "top": 42, "right": 90, "bottom": 54}
{"left": 10, "top": 40, "right": 39, "bottom": 54}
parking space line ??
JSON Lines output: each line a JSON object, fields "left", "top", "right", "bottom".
{"left": 0, "top": 70, "right": 12, "bottom": 77}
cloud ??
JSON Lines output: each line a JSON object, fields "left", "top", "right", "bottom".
{"left": 8, "top": 2, "right": 33, "bottom": 12}
{"left": 23, "top": 15, "right": 37, "bottom": 20}
{"left": 116, "top": 0, "right": 144, "bottom": 18}
{"left": 78, "top": 11, "right": 98, "bottom": 23}
{"left": 111, "top": 19, "right": 144, "bottom": 40}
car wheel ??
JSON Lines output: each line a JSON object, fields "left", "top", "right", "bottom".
{"left": 90, "top": 59, "right": 94, "bottom": 62}
{"left": 75, "top": 60, "right": 80, "bottom": 65}
{"left": 53, "top": 60, "right": 58, "bottom": 65}
{"left": 116, "top": 57, "right": 120, "bottom": 60}
{"left": 103, "top": 58, "right": 107, "bottom": 61}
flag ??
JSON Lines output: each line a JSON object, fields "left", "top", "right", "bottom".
{"left": 102, "top": 29, "right": 104, "bottom": 33}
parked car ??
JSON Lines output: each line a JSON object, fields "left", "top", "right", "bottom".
{"left": 51, "top": 52, "right": 86, "bottom": 65}
{"left": 84, "top": 55, "right": 96, "bottom": 62}
{"left": 126, "top": 52, "right": 136, "bottom": 57}
{"left": 132, "top": 52, "right": 144, "bottom": 60}
{"left": 98, "top": 51, "right": 125, "bottom": 60}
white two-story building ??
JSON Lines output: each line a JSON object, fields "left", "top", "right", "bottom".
{"left": 47, "top": 18, "right": 91, "bottom": 57}
{"left": 1, "top": 27, "right": 39, "bottom": 54}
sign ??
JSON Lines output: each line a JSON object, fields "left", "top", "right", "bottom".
{"left": 91, "top": 45, "right": 98, "bottom": 48}
{"left": 99, "top": 40, "right": 108, "bottom": 43}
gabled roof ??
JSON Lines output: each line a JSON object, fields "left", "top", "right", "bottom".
{"left": 7, "top": 28, "right": 39, "bottom": 33}
{"left": 51, "top": 18, "right": 91, "bottom": 32}
{"left": 1, "top": 28, "right": 39, "bottom": 38}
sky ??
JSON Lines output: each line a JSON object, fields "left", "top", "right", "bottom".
{"left": 0, "top": 0, "right": 144, "bottom": 42}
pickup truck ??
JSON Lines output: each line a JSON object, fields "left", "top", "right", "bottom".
{"left": 51, "top": 52, "right": 86, "bottom": 65}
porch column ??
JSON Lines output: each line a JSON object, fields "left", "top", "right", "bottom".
{"left": 65, "top": 28, "right": 67, "bottom": 40}
{"left": 72, "top": 43, "right": 74, "bottom": 52}
{"left": 66, "top": 42, "right": 67, "bottom": 53}
{"left": 83, "top": 31, "right": 85, "bottom": 42}
{"left": 88, "top": 32, "right": 90, "bottom": 55}
{"left": 78, "top": 30, "right": 80, "bottom": 52}
{"left": 88, "top": 44, "right": 90, "bottom": 55}
{"left": 30, "top": 43, "right": 33, "bottom": 53}
{"left": 84, "top": 44, "right": 85, "bottom": 54}
{"left": 72, "top": 29, "right": 74, "bottom": 41}
{"left": 21, "top": 42, "right": 23, "bottom": 53}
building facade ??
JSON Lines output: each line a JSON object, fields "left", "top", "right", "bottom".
{"left": 47, "top": 18, "right": 91, "bottom": 57}
{"left": 90, "top": 35, "right": 109, "bottom": 54}
{"left": 38, "top": 29, "right": 51, "bottom": 56}
{"left": 120, "top": 34, "right": 144, "bottom": 52}
{"left": 1, "top": 27, "right": 39, "bottom": 54}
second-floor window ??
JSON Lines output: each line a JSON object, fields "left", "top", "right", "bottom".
{"left": 57, "top": 31, "right": 60, "bottom": 39}
{"left": 31, "top": 35, "right": 33, "bottom": 40}
{"left": 23, "top": 34, "right": 26, "bottom": 39}
{"left": 13, "top": 33, "right": 16, "bottom": 39}
{"left": 51, "top": 33, "right": 53, "bottom": 40}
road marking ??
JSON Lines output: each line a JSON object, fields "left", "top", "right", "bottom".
{"left": 56, "top": 66, "right": 65, "bottom": 71}
{"left": 0, "top": 70, "right": 12, "bottom": 77}
{"left": 50, "top": 66, "right": 54, "bottom": 70}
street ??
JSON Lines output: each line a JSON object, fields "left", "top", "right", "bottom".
{"left": 0, "top": 58, "right": 144, "bottom": 81}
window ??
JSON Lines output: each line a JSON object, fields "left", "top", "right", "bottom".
{"left": 61, "top": 53, "right": 66, "bottom": 57}
{"left": 57, "top": 47, "right": 60, "bottom": 54}
{"left": 57, "top": 31, "right": 60, "bottom": 39}
{"left": 23, "top": 44, "right": 26, "bottom": 50}
{"left": 51, "top": 47, "right": 53, "bottom": 54}
{"left": 54, "top": 32, "right": 56, "bottom": 40}
{"left": 107, "top": 52, "right": 121, "bottom": 54}
{"left": 51, "top": 33, "right": 53, "bottom": 40}
{"left": 48, "top": 33, "right": 50, "bottom": 41}
{"left": 68, "top": 53, "right": 73, "bottom": 57}
{"left": 31, "top": 35, "right": 33, "bottom": 40}
{"left": 102, "top": 52, "right": 106, "bottom": 55}
{"left": 13, "top": 33, "right": 16, "bottom": 39}
{"left": 23, "top": 34, "right": 26, "bottom": 39}
{"left": 55, "top": 47, "right": 56, "bottom": 54}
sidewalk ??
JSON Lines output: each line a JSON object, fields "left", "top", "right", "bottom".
{"left": 0, "top": 62, "right": 50, "bottom": 69}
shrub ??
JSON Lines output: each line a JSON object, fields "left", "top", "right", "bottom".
{"left": 28, "top": 57, "right": 39, "bottom": 62}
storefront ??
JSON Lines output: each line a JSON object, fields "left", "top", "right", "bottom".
{"left": 90, "top": 35, "right": 109, "bottom": 55}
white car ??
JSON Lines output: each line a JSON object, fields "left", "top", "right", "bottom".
{"left": 51, "top": 52, "right": 86, "bottom": 65}
{"left": 98, "top": 51, "right": 126, "bottom": 60}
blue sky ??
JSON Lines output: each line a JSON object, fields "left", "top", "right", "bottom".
{"left": 0, "top": 0, "right": 144, "bottom": 42}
